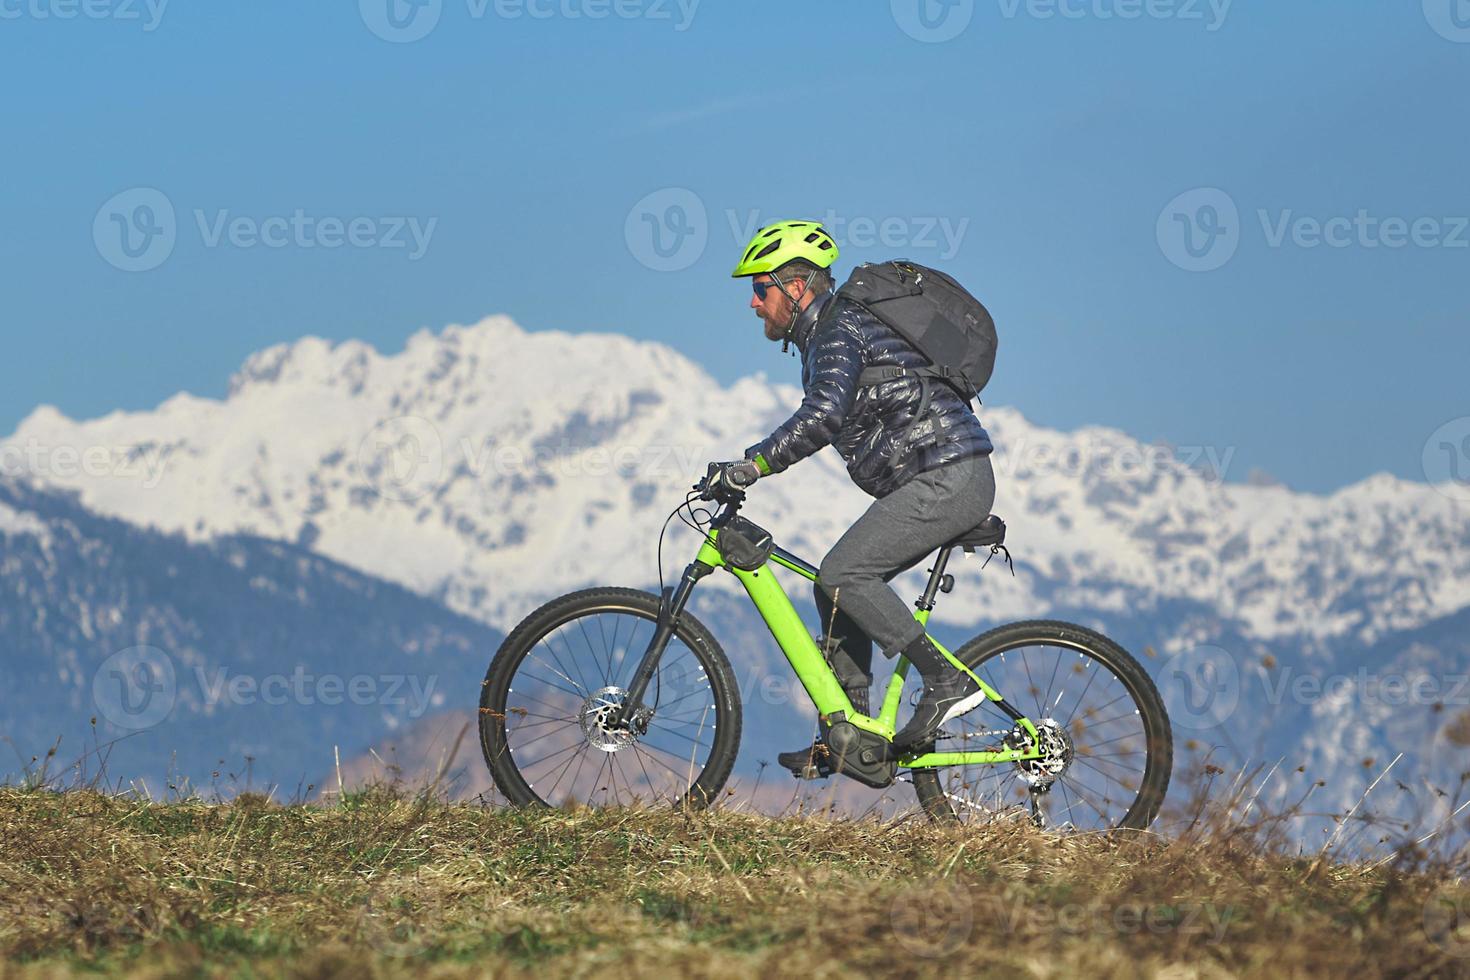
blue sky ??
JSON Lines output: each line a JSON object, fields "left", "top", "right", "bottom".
{"left": 2, "top": 0, "right": 1466, "bottom": 493}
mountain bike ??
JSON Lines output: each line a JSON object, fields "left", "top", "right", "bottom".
{"left": 478, "top": 466, "right": 1173, "bottom": 831}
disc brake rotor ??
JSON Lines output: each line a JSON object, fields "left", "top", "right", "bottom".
{"left": 1010, "top": 718, "right": 1074, "bottom": 787}
{"left": 578, "top": 686, "right": 640, "bottom": 753}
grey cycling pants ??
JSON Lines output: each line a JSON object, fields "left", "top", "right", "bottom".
{"left": 814, "top": 453, "right": 997, "bottom": 688}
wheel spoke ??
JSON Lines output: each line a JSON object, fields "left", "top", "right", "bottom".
{"left": 524, "top": 650, "right": 587, "bottom": 698}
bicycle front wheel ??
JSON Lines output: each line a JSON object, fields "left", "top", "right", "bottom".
{"left": 479, "top": 588, "right": 742, "bottom": 810}
{"left": 910, "top": 620, "right": 1172, "bottom": 832}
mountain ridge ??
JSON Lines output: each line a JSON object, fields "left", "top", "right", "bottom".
{"left": 5, "top": 314, "right": 1465, "bottom": 650}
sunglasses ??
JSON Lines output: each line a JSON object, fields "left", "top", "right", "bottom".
{"left": 752, "top": 277, "right": 787, "bottom": 300}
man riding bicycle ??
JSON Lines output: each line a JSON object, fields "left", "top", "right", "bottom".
{"left": 711, "top": 220, "right": 998, "bottom": 776}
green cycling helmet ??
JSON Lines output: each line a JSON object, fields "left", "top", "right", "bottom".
{"left": 731, "top": 220, "right": 839, "bottom": 278}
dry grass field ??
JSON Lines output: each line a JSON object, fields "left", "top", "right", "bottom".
{"left": 0, "top": 774, "right": 1467, "bottom": 979}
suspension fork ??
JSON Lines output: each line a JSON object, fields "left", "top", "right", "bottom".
{"left": 610, "top": 559, "right": 714, "bottom": 727}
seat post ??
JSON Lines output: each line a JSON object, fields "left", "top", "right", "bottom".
{"left": 915, "top": 546, "right": 957, "bottom": 612}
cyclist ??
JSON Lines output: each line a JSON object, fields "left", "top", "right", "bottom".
{"left": 712, "top": 220, "right": 998, "bottom": 776}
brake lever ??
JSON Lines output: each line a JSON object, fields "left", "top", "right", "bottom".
{"left": 695, "top": 462, "right": 725, "bottom": 501}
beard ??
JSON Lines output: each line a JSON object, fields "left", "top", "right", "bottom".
{"left": 759, "top": 299, "right": 794, "bottom": 342}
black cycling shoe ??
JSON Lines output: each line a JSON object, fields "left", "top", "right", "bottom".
{"left": 891, "top": 672, "right": 985, "bottom": 751}
{"left": 779, "top": 683, "right": 870, "bottom": 779}
{"left": 891, "top": 637, "right": 986, "bottom": 751}
{"left": 777, "top": 742, "right": 833, "bottom": 780}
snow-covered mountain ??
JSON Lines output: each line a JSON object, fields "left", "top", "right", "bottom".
{"left": 6, "top": 315, "right": 1467, "bottom": 651}
{"left": 3, "top": 315, "right": 1466, "bottom": 844}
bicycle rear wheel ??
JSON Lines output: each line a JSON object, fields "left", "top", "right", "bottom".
{"left": 910, "top": 620, "right": 1172, "bottom": 831}
{"left": 479, "top": 588, "right": 742, "bottom": 810}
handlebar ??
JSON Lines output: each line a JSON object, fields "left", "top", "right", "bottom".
{"left": 694, "top": 462, "right": 751, "bottom": 504}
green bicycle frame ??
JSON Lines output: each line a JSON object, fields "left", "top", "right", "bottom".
{"left": 695, "top": 530, "right": 1041, "bottom": 769}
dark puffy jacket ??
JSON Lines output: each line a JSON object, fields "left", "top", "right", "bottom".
{"left": 745, "top": 290, "right": 994, "bottom": 499}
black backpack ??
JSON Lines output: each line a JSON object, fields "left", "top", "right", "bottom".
{"left": 827, "top": 260, "right": 998, "bottom": 405}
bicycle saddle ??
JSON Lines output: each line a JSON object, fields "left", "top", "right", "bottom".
{"left": 945, "top": 514, "right": 1006, "bottom": 552}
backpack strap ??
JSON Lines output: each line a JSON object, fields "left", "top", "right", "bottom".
{"left": 857, "top": 366, "right": 908, "bottom": 386}
{"left": 858, "top": 365, "right": 979, "bottom": 406}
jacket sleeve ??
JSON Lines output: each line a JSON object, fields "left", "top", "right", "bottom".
{"left": 745, "top": 311, "right": 865, "bottom": 474}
